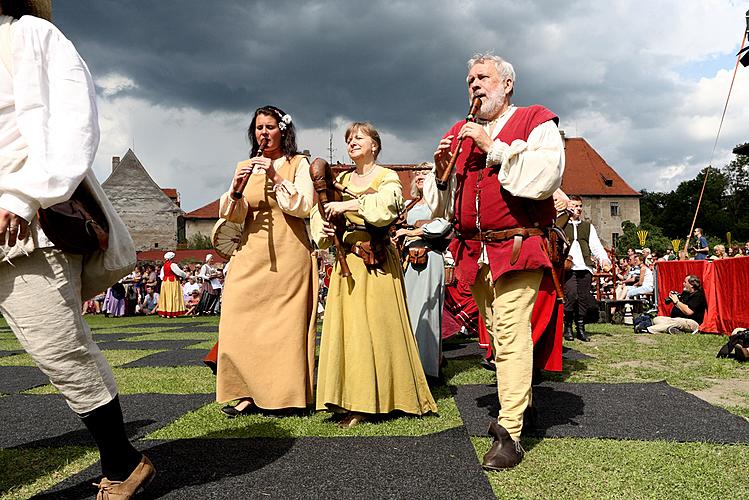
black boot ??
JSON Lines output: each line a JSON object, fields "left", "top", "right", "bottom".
{"left": 482, "top": 421, "right": 525, "bottom": 470}
{"left": 575, "top": 320, "right": 590, "bottom": 342}
{"left": 79, "top": 396, "right": 144, "bottom": 481}
{"left": 563, "top": 318, "right": 574, "bottom": 341}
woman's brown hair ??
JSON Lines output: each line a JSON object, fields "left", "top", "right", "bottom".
{"left": 345, "top": 122, "right": 382, "bottom": 160}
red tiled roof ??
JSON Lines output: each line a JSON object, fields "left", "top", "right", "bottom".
{"left": 137, "top": 249, "right": 226, "bottom": 264}
{"left": 561, "top": 138, "right": 639, "bottom": 197}
{"left": 184, "top": 199, "right": 220, "bottom": 219}
{"left": 160, "top": 188, "right": 180, "bottom": 207}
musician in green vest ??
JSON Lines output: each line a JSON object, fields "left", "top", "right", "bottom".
{"left": 563, "top": 196, "right": 611, "bottom": 341}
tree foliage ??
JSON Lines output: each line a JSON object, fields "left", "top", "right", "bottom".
{"left": 638, "top": 147, "right": 749, "bottom": 249}
{"left": 186, "top": 232, "right": 213, "bottom": 250}
{"left": 616, "top": 220, "right": 672, "bottom": 256}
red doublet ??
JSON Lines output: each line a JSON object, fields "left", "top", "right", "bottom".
{"left": 162, "top": 260, "right": 178, "bottom": 282}
{"left": 447, "top": 105, "right": 558, "bottom": 286}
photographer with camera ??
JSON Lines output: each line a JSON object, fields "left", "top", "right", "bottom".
{"left": 646, "top": 275, "right": 707, "bottom": 334}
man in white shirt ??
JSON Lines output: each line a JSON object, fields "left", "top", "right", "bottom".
{"left": 563, "top": 195, "right": 611, "bottom": 341}
{"left": 0, "top": 3, "right": 154, "bottom": 497}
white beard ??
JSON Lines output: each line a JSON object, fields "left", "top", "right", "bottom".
{"left": 476, "top": 86, "right": 506, "bottom": 120}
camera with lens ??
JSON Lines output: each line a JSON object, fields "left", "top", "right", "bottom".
{"left": 664, "top": 291, "right": 679, "bottom": 305}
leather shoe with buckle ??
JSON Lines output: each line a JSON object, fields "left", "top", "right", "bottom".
{"left": 94, "top": 455, "right": 155, "bottom": 499}
{"left": 482, "top": 421, "right": 524, "bottom": 470}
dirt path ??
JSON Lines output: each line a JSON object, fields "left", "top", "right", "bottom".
{"left": 689, "top": 377, "right": 749, "bottom": 412}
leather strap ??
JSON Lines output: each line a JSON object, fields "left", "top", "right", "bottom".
{"left": 458, "top": 227, "right": 544, "bottom": 243}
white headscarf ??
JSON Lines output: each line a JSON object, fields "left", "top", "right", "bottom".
{"left": 164, "top": 251, "right": 176, "bottom": 260}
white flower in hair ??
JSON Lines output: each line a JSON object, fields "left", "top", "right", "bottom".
{"left": 278, "top": 113, "right": 292, "bottom": 131}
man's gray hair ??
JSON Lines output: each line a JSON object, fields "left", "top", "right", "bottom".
{"left": 467, "top": 52, "right": 516, "bottom": 87}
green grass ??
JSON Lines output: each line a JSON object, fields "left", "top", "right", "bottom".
{"left": 25, "top": 366, "right": 215, "bottom": 395}
{"left": 2, "top": 315, "right": 749, "bottom": 499}
{"left": 547, "top": 324, "right": 749, "bottom": 391}
{"left": 472, "top": 436, "right": 749, "bottom": 499}
{"left": 0, "top": 447, "right": 99, "bottom": 500}
{"left": 0, "top": 349, "right": 162, "bottom": 367}
{"left": 443, "top": 359, "right": 496, "bottom": 385}
{"left": 0, "top": 339, "right": 21, "bottom": 351}
{"left": 184, "top": 340, "right": 216, "bottom": 350}
{"left": 126, "top": 331, "right": 217, "bottom": 342}
{"left": 148, "top": 386, "right": 461, "bottom": 439}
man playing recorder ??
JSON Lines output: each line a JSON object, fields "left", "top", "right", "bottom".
{"left": 424, "top": 52, "right": 564, "bottom": 469}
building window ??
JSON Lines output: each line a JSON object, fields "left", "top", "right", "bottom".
{"left": 612, "top": 232, "right": 619, "bottom": 249}
{"left": 610, "top": 201, "right": 620, "bottom": 217}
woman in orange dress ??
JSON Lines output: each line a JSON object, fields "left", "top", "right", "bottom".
{"left": 216, "top": 106, "right": 317, "bottom": 416}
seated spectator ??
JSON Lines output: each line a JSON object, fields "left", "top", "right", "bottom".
{"left": 185, "top": 290, "right": 201, "bottom": 316}
{"left": 710, "top": 244, "right": 726, "bottom": 260}
{"left": 81, "top": 299, "right": 99, "bottom": 315}
{"left": 182, "top": 275, "right": 201, "bottom": 302}
{"left": 642, "top": 247, "right": 653, "bottom": 266}
{"left": 103, "top": 282, "right": 126, "bottom": 317}
{"left": 614, "top": 259, "right": 631, "bottom": 300}
{"left": 137, "top": 285, "right": 160, "bottom": 316}
{"left": 626, "top": 254, "right": 654, "bottom": 298}
{"left": 727, "top": 245, "right": 739, "bottom": 257}
{"left": 647, "top": 275, "right": 707, "bottom": 334}
{"left": 744, "top": 242, "right": 749, "bottom": 256}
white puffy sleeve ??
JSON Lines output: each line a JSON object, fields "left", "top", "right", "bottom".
{"left": 0, "top": 16, "right": 99, "bottom": 222}
{"left": 273, "top": 156, "right": 313, "bottom": 218}
{"left": 486, "top": 120, "right": 564, "bottom": 200}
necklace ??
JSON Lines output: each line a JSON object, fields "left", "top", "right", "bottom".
{"left": 354, "top": 164, "right": 377, "bottom": 177}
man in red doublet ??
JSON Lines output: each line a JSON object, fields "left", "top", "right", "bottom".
{"left": 425, "top": 53, "right": 564, "bottom": 469}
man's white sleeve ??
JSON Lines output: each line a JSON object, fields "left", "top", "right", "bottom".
{"left": 0, "top": 17, "right": 99, "bottom": 222}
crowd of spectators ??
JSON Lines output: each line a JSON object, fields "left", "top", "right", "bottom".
{"left": 81, "top": 256, "right": 226, "bottom": 318}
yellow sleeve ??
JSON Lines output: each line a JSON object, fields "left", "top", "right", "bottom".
{"left": 358, "top": 169, "right": 403, "bottom": 227}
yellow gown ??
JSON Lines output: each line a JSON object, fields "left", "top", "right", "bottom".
{"left": 311, "top": 168, "right": 437, "bottom": 415}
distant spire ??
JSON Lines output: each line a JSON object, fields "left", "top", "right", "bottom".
{"left": 327, "top": 118, "right": 335, "bottom": 164}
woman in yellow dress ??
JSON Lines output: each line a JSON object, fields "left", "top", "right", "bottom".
{"left": 216, "top": 105, "right": 317, "bottom": 416}
{"left": 311, "top": 122, "right": 437, "bottom": 427}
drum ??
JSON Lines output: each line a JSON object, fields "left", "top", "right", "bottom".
{"left": 210, "top": 218, "right": 244, "bottom": 260}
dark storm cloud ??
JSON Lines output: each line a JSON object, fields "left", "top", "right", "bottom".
{"left": 53, "top": 0, "right": 747, "bottom": 196}
{"left": 55, "top": 0, "right": 488, "bottom": 140}
{"left": 55, "top": 0, "right": 683, "bottom": 137}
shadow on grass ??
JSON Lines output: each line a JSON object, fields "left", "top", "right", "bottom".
{"left": 10, "top": 420, "right": 157, "bottom": 450}
{"left": 462, "top": 385, "right": 585, "bottom": 454}
{"left": 540, "top": 358, "right": 591, "bottom": 383}
{"left": 32, "top": 422, "right": 294, "bottom": 499}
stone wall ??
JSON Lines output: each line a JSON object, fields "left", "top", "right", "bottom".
{"left": 102, "top": 150, "right": 184, "bottom": 251}
{"left": 185, "top": 219, "right": 217, "bottom": 242}
{"left": 583, "top": 196, "right": 641, "bottom": 249}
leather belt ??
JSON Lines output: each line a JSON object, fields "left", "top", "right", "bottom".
{"left": 457, "top": 227, "right": 544, "bottom": 265}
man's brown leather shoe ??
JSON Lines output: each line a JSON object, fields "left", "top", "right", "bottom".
{"left": 94, "top": 455, "right": 155, "bottom": 499}
{"left": 482, "top": 421, "right": 524, "bottom": 470}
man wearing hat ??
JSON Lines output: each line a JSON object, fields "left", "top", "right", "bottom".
{"left": 0, "top": 2, "right": 154, "bottom": 497}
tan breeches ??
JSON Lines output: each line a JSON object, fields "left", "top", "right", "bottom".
{"left": 0, "top": 249, "right": 118, "bottom": 413}
{"left": 472, "top": 267, "right": 543, "bottom": 440}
